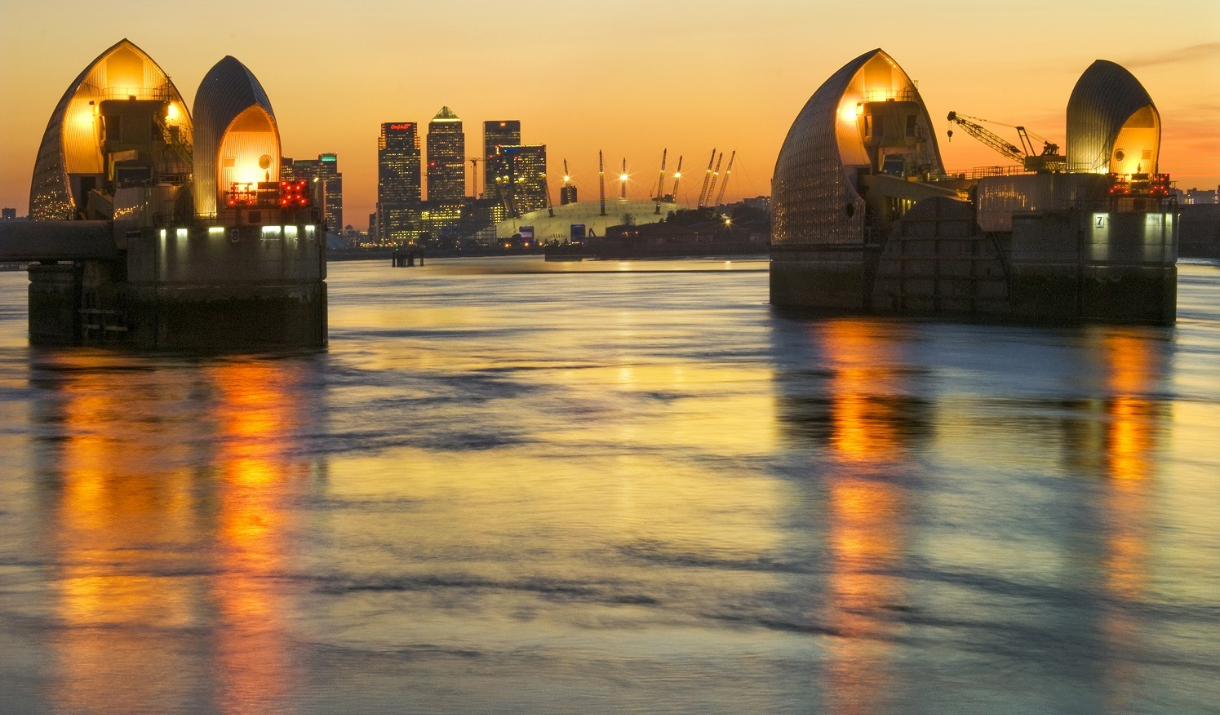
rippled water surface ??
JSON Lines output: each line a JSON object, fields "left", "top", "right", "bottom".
{"left": 1, "top": 257, "right": 1219, "bottom": 714}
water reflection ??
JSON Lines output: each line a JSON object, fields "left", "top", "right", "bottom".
{"left": 1093, "top": 330, "right": 1165, "bottom": 711}
{"left": 819, "top": 322, "right": 910, "bottom": 715}
{"left": 771, "top": 317, "right": 1176, "bottom": 714}
{"left": 772, "top": 319, "right": 928, "bottom": 715}
{"left": 209, "top": 361, "right": 312, "bottom": 715}
{"left": 31, "top": 352, "right": 320, "bottom": 714}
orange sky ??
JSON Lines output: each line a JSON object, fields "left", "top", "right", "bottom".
{"left": 1, "top": 0, "right": 1217, "bottom": 229}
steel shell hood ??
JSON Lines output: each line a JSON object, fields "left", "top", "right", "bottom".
{"left": 1066, "top": 60, "right": 1160, "bottom": 175}
{"left": 28, "top": 39, "right": 192, "bottom": 220}
{"left": 771, "top": 49, "right": 944, "bottom": 246}
{"left": 192, "top": 56, "right": 281, "bottom": 216}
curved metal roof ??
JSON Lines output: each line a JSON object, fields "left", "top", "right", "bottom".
{"left": 771, "top": 49, "right": 943, "bottom": 247}
{"left": 1066, "top": 60, "right": 1158, "bottom": 173}
{"left": 28, "top": 39, "right": 191, "bottom": 220}
{"left": 192, "top": 56, "right": 279, "bottom": 216}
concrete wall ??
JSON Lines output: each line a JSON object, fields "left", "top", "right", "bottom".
{"left": 871, "top": 197, "right": 1009, "bottom": 317}
{"left": 1010, "top": 210, "right": 1177, "bottom": 324}
{"left": 127, "top": 224, "right": 324, "bottom": 286}
{"left": 25, "top": 222, "right": 328, "bottom": 349}
{"left": 127, "top": 282, "right": 327, "bottom": 350}
{"left": 123, "top": 223, "right": 327, "bottom": 349}
{"left": 770, "top": 244, "right": 876, "bottom": 312}
{"left": 27, "top": 264, "right": 80, "bottom": 346}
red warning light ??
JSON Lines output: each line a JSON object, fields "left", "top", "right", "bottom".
{"left": 279, "top": 180, "right": 312, "bottom": 208}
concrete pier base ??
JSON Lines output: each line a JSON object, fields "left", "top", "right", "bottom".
{"left": 769, "top": 245, "right": 876, "bottom": 313}
{"left": 20, "top": 223, "right": 328, "bottom": 349}
{"left": 126, "top": 283, "right": 327, "bottom": 350}
{"left": 27, "top": 264, "right": 81, "bottom": 346}
{"left": 771, "top": 200, "right": 1178, "bottom": 325}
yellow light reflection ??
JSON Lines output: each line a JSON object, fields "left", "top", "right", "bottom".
{"left": 208, "top": 361, "right": 306, "bottom": 713}
{"left": 47, "top": 353, "right": 199, "bottom": 713}
{"left": 817, "top": 321, "right": 908, "bottom": 715}
{"left": 1095, "top": 330, "right": 1161, "bottom": 711}
{"left": 43, "top": 354, "right": 308, "bottom": 713}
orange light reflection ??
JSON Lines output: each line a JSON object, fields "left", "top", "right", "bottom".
{"left": 818, "top": 321, "right": 907, "bottom": 715}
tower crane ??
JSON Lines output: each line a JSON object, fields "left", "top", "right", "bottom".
{"left": 713, "top": 150, "right": 736, "bottom": 207}
{"left": 945, "top": 111, "right": 1065, "bottom": 172}
{"left": 655, "top": 148, "right": 667, "bottom": 213}
{"left": 704, "top": 152, "right": 724, "bottom": 207}
{"left": 696, "top": 148, "right": 716, "bottom": 207}
{"left": 670, "top": 155, "right": 683, "bottom": 202}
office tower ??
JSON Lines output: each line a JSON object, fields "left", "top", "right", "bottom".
{"left": 280, "top": 153, "right": 343, "bottom": 233}
{"left": 492, "top": 144, "right": 548, "bottom": 217}
{"left": 427, "top": 107, "right": 465, "bottom": 204}
{"left": 378, "top": 122, "right": 422, "bottom": 242}
{"left": 483, "top": 120, "right": 521, "bottom": 203}
{"left": 560, "top": 184, "right": 577, "bottom": 205}
{"left": 318, "top": 153, "right": 342, "bottom": 233}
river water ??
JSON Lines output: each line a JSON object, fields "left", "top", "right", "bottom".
{"left": 0, "top": 257, "right": 1218, "bottom": 714}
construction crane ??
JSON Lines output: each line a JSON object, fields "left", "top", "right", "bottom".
{"left": 620, "top": 158, "right": 628, "bottom": 199}
{"left": 670, "top": 155, "right": 683, "bottom": 202}
{"left": 598, "top": 150, "right": 606, "bottom": 216}
{"left": 945, "top": 111, "right": 1065, "bottom": 172}
{"left": 713, "top": 150, "right": 736, "bottom": 207}
{"left": 696, "top": 148, "right": 716, "bottom": 207}
{"left": 704, "top": 152, "right": 724, "bottom": 207}
{"left": 655, "top": 148, "right": 667, "bottom": 213}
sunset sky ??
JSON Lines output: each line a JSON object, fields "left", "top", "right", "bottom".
{"left": 1, "top": 0, "right": 1217, "bottom": 229}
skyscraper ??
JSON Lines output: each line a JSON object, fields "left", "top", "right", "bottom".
{"left": 378, "top": 122, "right": 422, "bottom": 242}
{"left": 319, "top": 153, "right": 342, "bottom": 232}
{"left": 483, "top": 120, "right": 520, "bottom": 206}
{"left": 427, "top": 107, "right": 465, "bottom": 204}
{"left": 492, "top": 144, "right": 548, "bottom": 217}
{"left": 280, "top": 153, "right": 343, "bottom": 233}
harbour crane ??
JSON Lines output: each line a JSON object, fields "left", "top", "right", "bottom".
{"left": 696, "top": 148, "right": 716, "bottom": 207}
{"left": 670, "top": 155, "right": 683, "bottom": 202}
{"left": 945, "top": 111, "right": 1065, "bottom": 172}
{"left": 713, "top": 150, "right": 736, "bottom": 207}
{"left": 655, "top": 148, "right": 667, "bottom": 213}
{"left": 704, "top": 152, "right": 724, "bottom": 207}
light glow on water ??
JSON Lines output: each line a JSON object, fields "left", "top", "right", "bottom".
{"left": 0, "top": 256, "right": 1218, "bottom": 714}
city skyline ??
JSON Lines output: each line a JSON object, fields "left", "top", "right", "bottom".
{"left": 1, "top": 1, "right": 1217, "bottom": 230}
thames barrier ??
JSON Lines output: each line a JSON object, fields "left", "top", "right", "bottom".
{"left": 771, "top": 48, "right": 1176, "bottom": 324}
{"left": 0, "top": 40, "right": 326, "bottom": 349}
{"left": 0, "top": 43, "right": 1183, "bottom": 350}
